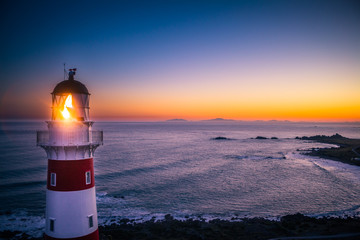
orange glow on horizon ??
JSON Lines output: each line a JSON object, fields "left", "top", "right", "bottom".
{"left": 86, "top": 58, "right": 360, "bottom": 122}
{"left": 90, "top": 97, "right": 360, "bottom": 122}
{"left": 1, "top": 57, "right": 359, "bottom": 122}
{"left": 89, "top": 80, "right": 360, "bottom": 122}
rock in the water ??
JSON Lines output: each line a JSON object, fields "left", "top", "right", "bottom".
{"left": 255, "top": 136, "right": 268, "bottom": 140}
{"left": 212, "top": 136, "right": 231, "bottom": 140}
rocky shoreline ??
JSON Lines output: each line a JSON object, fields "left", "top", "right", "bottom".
{"left": 0, "top": 213, "right": 360, "bottom": 240}
{"left": 296, "top": 134, "right": 360, "bottom": 166}
{"left": 3, "top": 214, "right": 360, "bottom": 240}
{"left": 97, "top": 214, "right": 360, "bottom": 240}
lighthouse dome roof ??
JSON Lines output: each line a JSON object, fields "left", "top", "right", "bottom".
{"left": 52, "top": 79, "right": 89, "bottom": 95}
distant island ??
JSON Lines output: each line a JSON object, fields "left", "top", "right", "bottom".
{"left": 166, "top": 119, "right": 188, "bottom": 122}
{"left": 202, "top": 118, "right": 235, "bottom": 122}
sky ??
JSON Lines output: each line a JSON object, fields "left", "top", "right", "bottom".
{"left": 0, "top": 0, "right": 359, "bottom": 121}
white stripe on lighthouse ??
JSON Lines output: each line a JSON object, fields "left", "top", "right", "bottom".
{"left": 45, "top": 187, "right": 98, "bottom": 238}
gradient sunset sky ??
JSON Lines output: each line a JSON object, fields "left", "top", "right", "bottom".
{"left": 1, "top": 0, "right": 359, "bottom": 121}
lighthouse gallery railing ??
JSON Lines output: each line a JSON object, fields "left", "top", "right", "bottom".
{"left": 37, "top": 130, "right": 103, "bottom": 146}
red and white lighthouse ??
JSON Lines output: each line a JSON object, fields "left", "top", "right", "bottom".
{"left": 37, "top": 69, "right": 103, "bottom": 240}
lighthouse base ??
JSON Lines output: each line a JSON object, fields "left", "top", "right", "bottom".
{"left": 45, "top": 229, "right": 99, "bottom": 240}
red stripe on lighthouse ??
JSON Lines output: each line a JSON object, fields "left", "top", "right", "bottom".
{"left": 47, "top": 158, "right": 95, "bottom": 191}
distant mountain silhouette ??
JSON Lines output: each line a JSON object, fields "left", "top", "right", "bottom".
{"left": 203, "top": 118, "right": 235, "bottom": 122}
{"left": 166, "top": 119, "right": 188, "bottom": 122}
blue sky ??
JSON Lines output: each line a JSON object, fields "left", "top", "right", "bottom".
{"left": 1, "top": 0, "right": 359, "bottom": 120}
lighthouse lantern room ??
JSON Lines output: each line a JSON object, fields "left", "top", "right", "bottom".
{"left": 37, "top": 69, "right": 103, "bottom": 240}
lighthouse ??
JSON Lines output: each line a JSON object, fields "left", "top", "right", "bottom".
{"left": 37, "top": 69, "right": 103, "bottom": 239}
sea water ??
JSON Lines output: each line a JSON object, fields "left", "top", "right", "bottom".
{"left": 1, "top": 121, "right": 360, "bottom": 237}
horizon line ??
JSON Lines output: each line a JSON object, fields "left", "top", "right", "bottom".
{"left": 0, "top": 118, "right": 359, "bottom": 124}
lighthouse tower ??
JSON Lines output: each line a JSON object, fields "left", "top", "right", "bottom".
{"left": 37, "top": 69, "right": 103, "bottom": 240}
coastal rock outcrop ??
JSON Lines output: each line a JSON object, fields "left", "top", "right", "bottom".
{"left": 296, "top": 134, "right": 360, "bottom": 166}
{"left": 211, "top": 137, "right": 233, "bottom": 140}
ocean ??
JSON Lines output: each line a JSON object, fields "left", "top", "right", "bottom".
{"left": 1, "top": 121, "right": 360, "bottom": 238}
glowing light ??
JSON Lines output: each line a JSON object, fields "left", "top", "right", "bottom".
{"left": 61, "top": 94, "right": 73, "bottom": 119}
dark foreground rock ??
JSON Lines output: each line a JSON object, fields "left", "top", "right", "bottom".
{"left": 296, "top": 134, "right": 360, "bottom": 166}
{"left": 97, "top": 214, "right": 360, "bottom": 240}
{"left": 2, "top": 214, "right": 360, "bottom": 240}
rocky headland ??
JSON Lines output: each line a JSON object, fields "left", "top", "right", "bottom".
{"left": 296, "top": 134, "right": 360, "bottom": 166}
